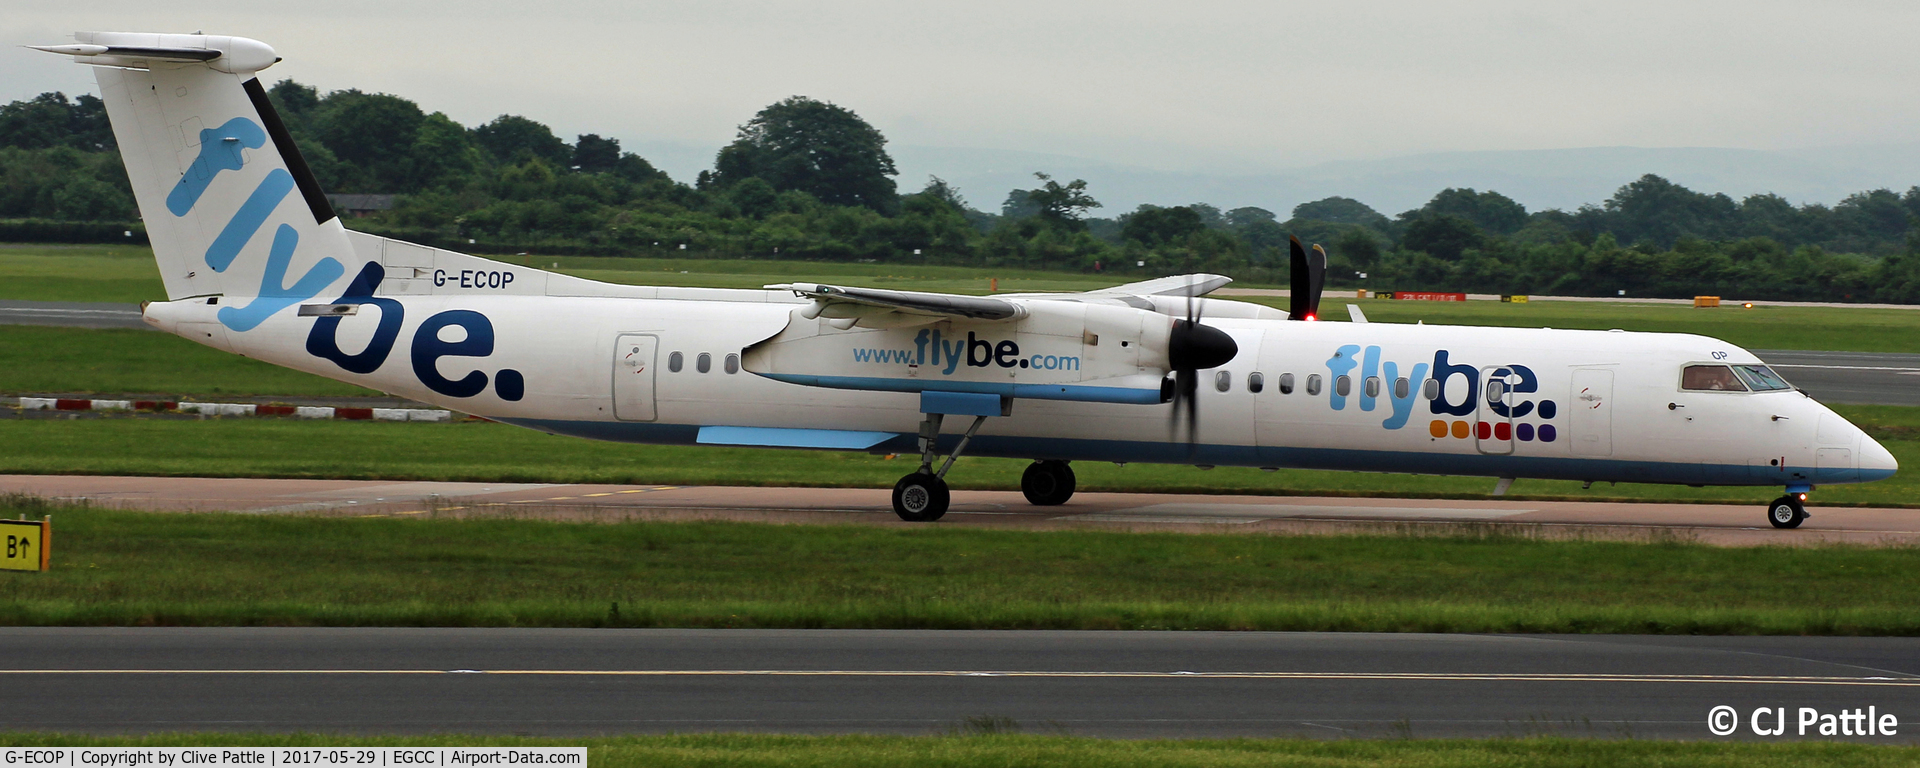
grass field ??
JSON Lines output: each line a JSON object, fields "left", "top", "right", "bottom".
{"left": 0, "top": 405, "right": 1912, "bottom": 506}
{"left": 6, "top": 493, "right": 1920, "bottom": 634}
{"left": 1, "top": 734, "right": 1913, "bottom": 767}
{"left": 0, "top": 326, "right": 382, "bottom": 398}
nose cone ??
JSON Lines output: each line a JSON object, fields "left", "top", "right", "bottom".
{"left": 1859, "top": 434, "right": 1899, "bottom": 480}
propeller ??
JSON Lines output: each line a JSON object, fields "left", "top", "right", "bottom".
{"left": 1165, "top": 277, "right": 1239, "bottom": 444}
{"left": 1287, "top": 235, "right": 1328, "bottom": 321}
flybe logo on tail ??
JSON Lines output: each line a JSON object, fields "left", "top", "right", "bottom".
{"left": 169, "top": 116, "right": 342, "bottom": 333}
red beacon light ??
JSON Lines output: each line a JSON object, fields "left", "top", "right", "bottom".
{"left": 1305, "top": 314, "right": 1318, "bottom": 321}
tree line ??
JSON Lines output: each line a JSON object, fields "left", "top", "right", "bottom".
{"left": 4, "top": 85, "right": 1920, "bottom": 302}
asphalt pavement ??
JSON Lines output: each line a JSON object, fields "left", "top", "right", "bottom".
{"left": 9, "top": 474, "right": 1917, "bottom": 546}
{"left": 0, "top": 300, "right": 146, "bottom": 329}
{"left": 1, "top": 628, "right": 1914, "bottom": 740}
{"left": 1756, "top": 349, "right": 1920, "bottom": 407}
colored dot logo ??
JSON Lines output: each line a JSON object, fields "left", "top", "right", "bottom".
{"left": 1430, "top": 419, "right": 1556, "bottom": 442}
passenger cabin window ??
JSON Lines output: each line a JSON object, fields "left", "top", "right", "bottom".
{"left": 1487, "top": 379, "right": 1506, "bottom": 403}
{"left": 1423, "top": 378, "right": 1439, "bottom": 400}
{"left": 1395, "top": 377, "right": 1410, "bottom": 399}
{"left": 1682, "top": 365, "right": 1748, "bottom": 391}
{"left": 668, "top": 351, "right": 683, "bottom": 373}
{"left": 1306, "top": 374, "right": 1322, "bottom": 396}
{"left": 725, "top": 353, "right": 740, "bottom": 374}
{"left": 1364, "top": 376, "right": 1381, "bottom": 398}
{"left": 1247, "top": 372, "right": 1265, "bottom": 393}
{"left": 1278, "top": 373, "right": 1295, "bottom": 394}
{"left": 1334, "top": 375, "right": 1351, "bottom": 397}
{"left": 1732, "top": 364, "right": 1791, "bottom": 391}
{"left": 1215, "top": 370, "right": 1232, "bottom": 392}
{"left": 697, "top": 352, "right": 712, "bottom": 373}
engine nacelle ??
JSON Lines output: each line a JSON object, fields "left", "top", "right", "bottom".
{"left": 743, "top": 301, "right": 1183, "bottom": 405}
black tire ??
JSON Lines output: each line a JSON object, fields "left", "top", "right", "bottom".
{"left": 1021, "top": 460, "right": 1077, "bottom": 506}
{"left": 1767, "top": 496, "right": 1806, "bottom": 529}
{"left": 892, "top": 472, "right": 950, "bottom": 522}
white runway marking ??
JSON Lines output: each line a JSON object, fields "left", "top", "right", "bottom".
{"left": 1083, "top": 503, "right": 1532, "bottom": 522}
{"left": 0, "top": 668, "right": 1914, "bottom": 687}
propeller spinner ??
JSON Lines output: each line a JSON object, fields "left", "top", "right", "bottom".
{"left": 1164, "top": 281, "right": 1238, "bottom": 445}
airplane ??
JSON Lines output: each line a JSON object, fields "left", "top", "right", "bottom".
{"left": 30, "top": 32, "right": 1897, "bottom": 529}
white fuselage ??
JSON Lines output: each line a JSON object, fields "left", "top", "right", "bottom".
{"left": 142, "top": 266, "right": 1897, "bottom": 489}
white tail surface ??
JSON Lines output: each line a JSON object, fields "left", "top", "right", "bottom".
{"left": 70, "top": 32, "right": 359, "bottom": 329}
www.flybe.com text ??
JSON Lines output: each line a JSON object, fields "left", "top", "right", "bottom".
{"left": 854, "top": 329, "right": 1079, "bottom": 374}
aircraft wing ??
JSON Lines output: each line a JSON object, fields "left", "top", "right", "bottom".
{"left": 768, "top": 282, "right": 1023, "bottom": 322}
{"left": 1078, "top": 273, "right": 1232, "bottom": 298}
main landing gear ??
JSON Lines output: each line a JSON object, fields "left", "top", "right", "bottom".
{"left": 1767, "top": 492, "right": 1810, "bottom": 529}
{"left": 1021, "top": 460, "right": 1076, "bottom": 506}
{"left": 889, "top": 408, "right": 1081, "bottom": 521}
{"left": 892, "top": 412, "right": 989, "bottom": 522}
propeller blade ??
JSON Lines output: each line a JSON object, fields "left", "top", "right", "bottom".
{"left": 1307, "top": 244, "right": 1328, "bottom": 321}
{"left": 1288, "top": 236, "right": 1310, "bottom": 320}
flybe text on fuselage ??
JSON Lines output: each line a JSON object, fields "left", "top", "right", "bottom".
{"left": 853, "top": 329, "right": 1082, "bottom": 374}
{"left": 1319, "top": 344, "right": 1560, "bottom": 443}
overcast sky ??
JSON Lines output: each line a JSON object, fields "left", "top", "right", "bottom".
{"left": 6, "top": 1, "right": 1918, "bottom": 177}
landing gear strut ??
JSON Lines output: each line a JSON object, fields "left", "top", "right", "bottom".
{"left": 1021, "top": 460, "right": 1076, "bottom": 506}
{"left": 892, "top": 412, "right": 988, "bottom": 522}
{"left": 1767, "top": 494, "right": 1808, "bottom": 529}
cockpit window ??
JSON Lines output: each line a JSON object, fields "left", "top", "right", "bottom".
{"left": 1732, "top": 364, "right": 1793, "bottom": 391}
{"left": 1681, "top": 365, "right": 1748, "bottom": 392}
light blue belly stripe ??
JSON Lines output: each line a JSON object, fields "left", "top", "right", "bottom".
{"left": 697, "top": 425, "right": 897, "bottom": 450}
{"left": 498, "top": 417, "right": 1891, "bottom": 488}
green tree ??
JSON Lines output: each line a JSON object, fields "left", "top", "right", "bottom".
{"left": 1417, "top": 188, "right": 1528, "bottom": 234}
{"left": 1400, "top": 213, "right": 1484, "bottom": 261}
{"left": 572, "top": 134, "right": 621, "bottom": 174}
{"left": 407, "top": 112, "right": 486, "bottom": 190}
{"left": 1026, "top": 173, "right": 1100, "bottom": 228}
{"left": 312, "top": 90, "right": 426, "bottom": 192}
{"left": 474, "top": 115, "right": 571, "bottom": 167}
{"left": 1121, "top": 205, "right": 1203, "bottom": 244}
{"left": 710, "top": 96, "right": 898, "bottom": 213}
{"left": 0, "top": 92, "right": 112, "bottom": 151}
{"left": 1291, "top": 197, "right": 1390, "bottom": 231}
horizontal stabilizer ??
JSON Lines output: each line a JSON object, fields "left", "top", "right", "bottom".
{"left": 29, "top": 32, "right": 280, "bottom": 74}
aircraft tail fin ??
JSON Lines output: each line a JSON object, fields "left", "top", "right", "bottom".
{"left": 43, "top": 32, "right": 357, "bottom": 324}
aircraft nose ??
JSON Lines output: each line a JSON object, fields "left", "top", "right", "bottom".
{"left": 1860, "top": 434, "right": 1899, "bottom": 476}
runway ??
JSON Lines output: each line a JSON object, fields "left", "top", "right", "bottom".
{"left": 1756, "top": 349, "right": 1920, "bottom": 407}
{"left": 5, "top": 474, "right": 1917, "bottom": 546}
{"left": 2, "top": 628, "right": 1915, "bottom": 739}
{"left": 0, "top": 300, "right": 146, "bottom": 329}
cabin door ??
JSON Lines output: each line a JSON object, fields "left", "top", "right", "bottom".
{"left": 613, "top": 334, "right": 658, "bottom": 421}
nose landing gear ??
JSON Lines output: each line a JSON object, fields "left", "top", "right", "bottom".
{"left": 1767, "top": 488, "right": 1811, "bottom": 529}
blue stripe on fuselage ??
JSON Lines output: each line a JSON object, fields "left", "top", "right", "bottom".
{"left": 494, "top": 417, "right": 1889, "bottom": 487}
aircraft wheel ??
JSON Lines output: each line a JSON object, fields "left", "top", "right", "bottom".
{"left": 1021, "top": 460, "right": 1076, "bottom": 506}
{"left": 893, "top": 472, "right": 950, "bottom": 522}
{"left": 1767, "top": 496, "right": 1806, "bottom": 529}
